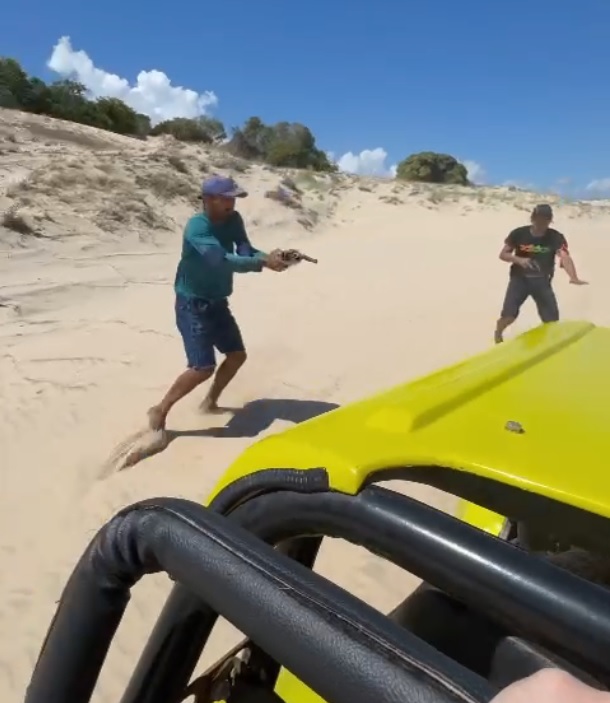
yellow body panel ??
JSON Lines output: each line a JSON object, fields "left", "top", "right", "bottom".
{"left": 454, "top": 501, "right": 506, "bottom": 536}
{"left": 207, "top": 321, "right": 610, "bottom": 519}
{"left": 275, "top": 669, "right": 327, "bottom": 703}
{"left": 203, "top": 320, "right": 610, "bottom": 703}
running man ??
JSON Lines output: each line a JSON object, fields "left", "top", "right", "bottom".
{"left": 494, "top": 203, "right": 587, "bottom": 344}
{"left": 148, "top": 175, "right": 288, "bottom": 431}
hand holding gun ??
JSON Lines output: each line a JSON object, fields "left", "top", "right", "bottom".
{"left": 279, "top": 249, "right": 319, "bottom": 265}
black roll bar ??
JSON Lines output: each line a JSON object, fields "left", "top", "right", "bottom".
{"left": 24, "top": 497, "right": 493, "bottom": 703}
{"left": 230, "top": 486, "right": 610, "bottom": 673}
{"left": 119, "top": 482, "right": 610, "bottom": 703}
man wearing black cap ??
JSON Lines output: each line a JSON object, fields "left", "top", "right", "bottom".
{"left": 494, "top": 204, "right": 587, "bottom": 344}
{"left": 147, "top": 175, "right": 288, "bottom": 431}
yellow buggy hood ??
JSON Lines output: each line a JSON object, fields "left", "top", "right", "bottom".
{"left": 209, "top": 321, "right": 610, "bottom": 519}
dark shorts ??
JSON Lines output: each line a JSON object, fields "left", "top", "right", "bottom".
{"left": 175, "top": 294, "right": 245, "bottom": 370}
{"left": 500, "top": 275, "right": 559, "bottom": 323}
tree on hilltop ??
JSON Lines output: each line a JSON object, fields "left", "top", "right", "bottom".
{"left": 227, "top": 116, "right": 336, "bottom": 172}
{"left": 395, "top": 151, "right": 470, "bottom": 185}
{"left": 0, "top": 58, "right": 31, "bottom": 108}
{"left": 150, "top": 116, "right": 226, "bottom": 143}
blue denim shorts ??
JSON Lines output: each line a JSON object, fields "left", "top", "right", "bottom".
{"left": 175, "top": 295, "right": 245, "bottom": 369}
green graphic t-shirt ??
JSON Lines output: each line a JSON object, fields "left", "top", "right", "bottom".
{"left": 505, "top": 226, "right": 568, "bottom": 278}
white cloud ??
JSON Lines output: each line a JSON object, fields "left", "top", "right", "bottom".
{"left": 47, "top": 36, "right": 218, "bottom": 125}
{"left": 335, "top": 150, "right": 484, "bottom": 183}
{"left": 336, "top": 147, "right": 396, "bottom": 178}
{"left": 586, "top": 178, "right": 610, "bottom": 194}
{"left": 461, "top": 159, "right": 485, "bottom": 184}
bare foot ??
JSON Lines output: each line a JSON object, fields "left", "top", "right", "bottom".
{"left": 199, "top": 397, "right": 240, "bottom": 415}
{"left": 147, "top": 405, "right": 166, "bottom": 430}
{"left": 199, "top": 396, "right": 221, "bottom": 414}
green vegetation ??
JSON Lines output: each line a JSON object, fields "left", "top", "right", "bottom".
{"left": 395, "top": 151, "right": 470, "bottom": 185}
{"left": 149, "top": 116, "right": 226, "bottom": 143}
{"left": 226, "top": 117, "right": 335, "bottom": 172}
{"left": 0, "top": 56, "right": 335, "bottom": 172}
{"left": 0, "top": 57, "right": 150, "bottom": 136}
{"left": 1, "top": 56, "right": 471, "bottom": 180}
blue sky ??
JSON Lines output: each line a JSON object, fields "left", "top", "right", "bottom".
{"left": 2, "top": 0, "right": 610, "bottom": 196}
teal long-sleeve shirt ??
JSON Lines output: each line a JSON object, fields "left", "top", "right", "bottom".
{"left": 174, "top": 211, "right": 267, "bottom": 301}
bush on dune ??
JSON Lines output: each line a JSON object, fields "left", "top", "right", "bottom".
{"left": 150, "top": 116, "right": 226, "bottom": 143}
{"left": 226, "top": 116, "right": 336, "bottom": 173}
{"left": 395, "top": 151, "right": 470, "bottom": 186}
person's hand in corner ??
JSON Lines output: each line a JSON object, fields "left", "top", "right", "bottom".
{"left": 491, "top": 670, "right": 609, "bottom": 703}
{"left": 263, "top": 249, "right": 289, "bottom": 272}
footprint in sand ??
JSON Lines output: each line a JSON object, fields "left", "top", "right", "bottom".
{"left": 99, "top": 404, "right": 238, "bottom": 477}
{"left": 99, "top": 427, "right": 170, "bottom": 477}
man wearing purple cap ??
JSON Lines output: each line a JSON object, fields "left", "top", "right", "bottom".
{"left": 147, "top": 175, "right": 287, "bottom": 431}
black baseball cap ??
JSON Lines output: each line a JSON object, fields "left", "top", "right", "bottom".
{"left": 532, "top": 203, "right": 553, "bottom": 219}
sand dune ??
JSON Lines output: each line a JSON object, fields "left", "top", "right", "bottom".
{"left": 1, "top": 108, "right": 609, "bottom": 701}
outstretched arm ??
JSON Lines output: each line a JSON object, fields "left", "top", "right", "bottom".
{"left": 229, "top": 213, "right": 286, "bottom": 272}
{"left": 556, "top": 234, "right": 587, "bottom": 285}
{"left": 185, "top": 218, "right": 264, "bottom": 273}
{"left": 232, "top": 212, "right": 268, "bottom": 262}
{"left": 559, "top": 249, "right": 581, "bottom": 282}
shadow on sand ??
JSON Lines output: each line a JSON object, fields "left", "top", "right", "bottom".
{"left": 107, "top": 398, "right": 340, "bottom": 473}
{"left": 169, "top": 397, "right": 340, "bottom": 442}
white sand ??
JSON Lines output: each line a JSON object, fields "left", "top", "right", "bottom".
{"left": 1, "top": 108, "right": 609, "bottom": 701}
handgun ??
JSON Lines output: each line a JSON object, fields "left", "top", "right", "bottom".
{"left": 280, "top": 249, "right": 318, "bottom": 265}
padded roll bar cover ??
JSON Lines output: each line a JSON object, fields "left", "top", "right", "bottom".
{"left": 389, "top": 584, "right": 506, "bottom": 676}
{"left": 490, "top": 637, "right": 606, "bottom": 690}
{"left": 25, "top": 498, "right": 494, "bottom": 703}
{"left": 226, "top": 486, "right": 610, "bottom": 676}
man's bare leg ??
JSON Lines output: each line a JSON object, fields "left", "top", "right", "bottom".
{"left": 148, "top": 367, "right": 214, "bottom": 430}
{"left": 201, "top": 351, "right": 247, "bottom": 412}
{"left": 494, "top": 316, "right": 515, "bottom": 344}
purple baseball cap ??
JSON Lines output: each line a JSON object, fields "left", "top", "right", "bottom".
{"left": 201, "top": 175, "right": 248, "bottom": 198}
